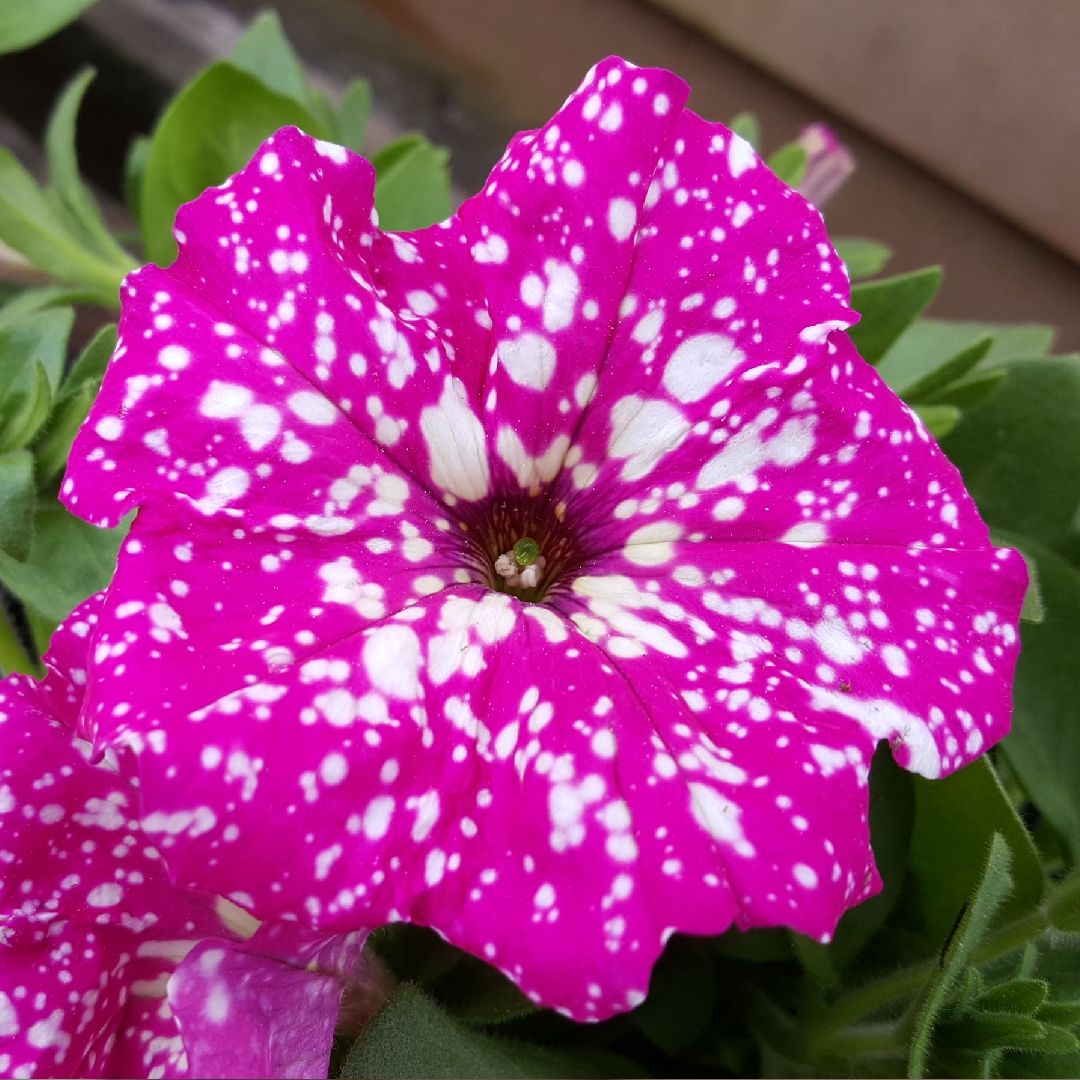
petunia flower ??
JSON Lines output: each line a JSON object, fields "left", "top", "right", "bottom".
{"left": 795, "top": 123, "right": 856, "bottom": 208}
{"left": 61, "top": 56, "right": 1026, "bottom": 1020}
{"left": 0, "top": 596, "right": 371, "bottom": 1078}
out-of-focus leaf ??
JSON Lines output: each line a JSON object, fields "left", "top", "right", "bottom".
{"left": 123, "top": 134, "right": 151, "bottom": 226}
{"left": 991, "top": 532, "right": 1080, "bottom": 861}
{"left": 335, "top": 78, "right": 371, "bottom": 153}
{"left": 878, "top": 318, "right": 1055, "bottom": 393}
{"left": 59, "top": 320, "right": 114, "bottom": 396}
{"left": 912, "top": 403, "right": 959, "bottom": 440}
{"left": 340, "top": 984, "right": 642, "bottom": 1079}
{"left": 44, "top": 67, "right": 135, "bottom": 271}
{"left": 0, "top": 148, "right": 125, "bottom": 304}
{"left": 899, "top": 335, "right": 993, "bottom": 402}
{"left": 0, "top": 306, "right": 70, "bottom": 399}
{"left": 21, "top": 599, "right": 56, "bottom": 657}
{"left": 0, "top": 503, "right": 126, "bottom": 623}
{"left": 929, "top": 370, "right": 1008, "bottom": 410}
{"left": 1048, "top": 872, "right": 1080, "bottom": 933}
{"left": 0, "top": 285, "right": 100, "bottom": 328}
{"left": 0, "top": 449, "right": 35, "bottom": 560}
{"left": 230, "top": 9, "right": 308, "bottom": 108}
{"left": 728, "top": 112, "right": 760, "bottom": 150}
{"left": 140, "top": 62, "right": 330, "bottom": 266}
{"left": 999, "top": 1048, "right": 1080, "bottom": 1078}
{"left": 909, "top": 757, "right": 1043, "bottom": 950}
{"left": 713, "top": 926, "right": 793, "bottom": 962}
{"left": 942, "top": 355, "right": 1080, "bottom": 563}
{"left": 848, "top": 267, "right": 942, "bottom": 365}
{"left": 908, "top": 835, "right": 1015, "bottom": 1079}
{"left": 372, "top": 134, "right": 451, "bottom": 232}
{"left": 0, "top": 362, "right": 52, "bottom": 453}
{"left": 833, "top": 237, "right": 892, "bottom": 280}
{"left": 766, "top": 142, "right": 807, "bottom": 188}
{"left": 0, "top": 0, "right": 99, "bottom": 54}
{"left": 633, "top": 936, "right": 716, "bottom": 1055}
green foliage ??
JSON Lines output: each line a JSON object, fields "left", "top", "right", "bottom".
{"left": 767, "top": 142, "right": 808, "bottom": 188}
{"left": 340, "top": 984, "right": 639, "bottom": 1079}
{"left": 908, "top": 756, "right": 1043, "bottom": 949}
{"left": 834, "top": 237, "right": 893, "bottom": 280}
{"left": 849, "top": 267, "right": 943, "bottom": 365}
{"left": 230, "top": 10, "right": 310, "bottom": 108}
{"left": 0, "top": 0, "right": 98, "bottom": 54}
{"left": 728, "top": 112, "right": 761, "bottom": 150}
{"left": 0, "top": 449, "right": 35, "bottom": 560}
{"left": 0, "top": 68, "right": 136, "bottom": 304}
{"left": 372, "top": 134, "right": 452, "bottom": 231}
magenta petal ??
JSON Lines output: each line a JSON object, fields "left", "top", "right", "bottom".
{"left": 0, "top": 604, "right": 230, "bottom": 1077}
{"left": 168, "top": 938, "right": 346, "bottom": 1080}
{"left": 57, "top": 53, "right": 1027, "bottom": 1023}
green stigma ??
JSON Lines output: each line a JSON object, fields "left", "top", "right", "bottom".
{"left": 513, "top": 537, "right": 540, "bottom": 567}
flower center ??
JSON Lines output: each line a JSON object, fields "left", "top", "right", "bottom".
{"left": 457, "top": 493, "right": 582, "bottom": 603}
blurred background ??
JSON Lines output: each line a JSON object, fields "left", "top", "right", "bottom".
{"left": 1, "top": 0, "right": 1078, "bottom": 347}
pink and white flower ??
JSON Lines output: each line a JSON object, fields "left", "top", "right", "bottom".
{"left": 62, "top": 57, "right": 1026, "bottom": 1020}
{"left": 0, "top": 597, "right": 369, "bottom": 1078}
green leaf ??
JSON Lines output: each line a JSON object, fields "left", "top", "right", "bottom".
{"left": 123, "top": 134, "right": 151, "bottom": 226}
{"left": 848, "top": 267, "right": 942, "bottom": 365}
{"left": 0, "top": 362, "right": 52, "bottom": 453}
{"left": 833, "top": 237, "right": 892, "bottom": 280}
{"left": 44, "top": 67, "right": 136, "bottom": 271}
{"left": 713, "top": 925, "right": 794, "bottom": 962}
{"left": 61, "top": 320, "right": 115, "bottom": 395}
{"left": 877, "top": 318, "right": 1055, "bottom": 394}
{"left": 340, "top": 984, "right": 641, "bottom": 1079}
{"left": 34, "top": 378, "right": 97, "bottom": 482}
{"left": 942, "top": 355, "right": 1080, "bottom": 563}
{"left": 0, "top": 147, "right": 126, "bottom": 304}
{"left": 927, "top": 370, "right": 1008, "bottom": 411}
{"left": 230, "top": 10, "right": 308, "bottom": 108}
{"left": 0, "top": 305, "right": 72, "bottom": 404}
{"left": 1037, "top": 999, "right": 1080, "bottom": 1027}
{"left": 728, "top": 112, "right": 760, "bottom": 150}
{"left": 140, "top": 61, "right": 331, "bottom": 266}
{"left": 0, "top": 0, "right": 99, "bottom": 54}
{"left": 999, "top": 1048, "right": 1080, "bottom": 1078}
{"left": 633, "top": 936, "right": 716, "bottom": 1055}
{"left": 899, "top": 335, "right": 993, "bottom": 403}
{"left": 429, "top": 952, "right": 539, "bottom": 1027}
{"left": 0, "top": 502, "right": 127, "bottom": 623}
{"left": 909, "top": 757, "right": 1043, "bottom": 951}
{"left": 0, "top": 449, "right": 35, "bottom": 560}
{"left": 908, "top": 834, "right": 1015, "bottom": 1079}
{"left": 372, "top": 134, "right": 452, "bottom": 232}
{"left": 912, "top": 403, "right": 959, "bottom": 440}
{"left": 0, "top": 284, "right": 101, "bottom": 328}
{"left": 992, "top": 533, "right": 1080, "bottom": 861}
{"left": 335, "top": 78, "right": 371, "bottom": 152}
{"left": 766, "top": 142, "right": 807, "bottom": 188}
{"left": 1048, "top": 872, "right": 1080, "bottom": 933}
{"left": 974, "top": 979, "right": 1049, "bottom": 1015}
{"left": 935, "top": 1011, "right": 1075, "bottom": 1052}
